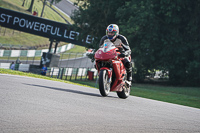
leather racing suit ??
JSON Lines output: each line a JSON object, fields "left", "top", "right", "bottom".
{"left": 99, "top": 34, "right": 132, "bottom": 81}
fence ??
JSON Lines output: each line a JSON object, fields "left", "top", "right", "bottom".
{"left": 0, "top": 52, "right": 94, "bottom": 68}
{"left": 0, "top": 62, "right": 30, "bottom": 72}
{"left": 46, "top": 67, "right": 98, "bottom": 81}
{"left": 0, "top": 62, "right": 98, "bottom": 81}
{"left": 0, "top": 44, "right": 85, "bottom": 65}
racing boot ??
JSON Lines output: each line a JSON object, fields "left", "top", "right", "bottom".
{"left": 127, "top": 71, "right": 132, "bottom": 81}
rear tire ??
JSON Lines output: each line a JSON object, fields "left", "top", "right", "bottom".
{"left": 99, "top": 70, "right": 110, "bottom": 96}
{"left": 117, "top": 82, "right": 130, "bottom": 99}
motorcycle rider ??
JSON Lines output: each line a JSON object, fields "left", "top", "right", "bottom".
{"left": 99, "top": 24, "right": 132, "bottom": 81}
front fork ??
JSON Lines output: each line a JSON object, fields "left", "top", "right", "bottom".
{"left": 100, "top": 67, "right": 112, "bottom": 84}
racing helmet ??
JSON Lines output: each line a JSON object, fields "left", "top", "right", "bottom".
{"left": 106, "top": 24, "right": 119, "bottom": 40}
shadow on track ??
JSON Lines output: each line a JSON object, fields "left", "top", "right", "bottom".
{"left": 23, "top": 83, "right": 116, "bottom": 98}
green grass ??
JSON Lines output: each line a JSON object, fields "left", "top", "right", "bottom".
{"left": 131, "top": 84, "right": 200, "bottom": 109}
{"left": 65, "top": 45, "right": 86, "bottom": 53}
{"left": 70, "top": 80, "right": 200, "bottom": 109}
{"left": 1, "top": 68, "right": 199, "bottom": 109}
{"left": 0, "top": 28, "right": 51, "bottom": 47}
{"left": 59, "top": 45, "right": 87, "bottom": 59}
{"left": 0, "top": 0, "right": 73, "bottom": 23}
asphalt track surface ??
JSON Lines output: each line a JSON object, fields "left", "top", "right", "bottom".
{"left": 54, "top": 0, "right": 78, "bottom": 17}
{"left": 0, "top": 74, "right": 200, "bottom": 133}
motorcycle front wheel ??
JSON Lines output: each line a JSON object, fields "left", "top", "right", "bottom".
{"left": 99, "top": 70, "right": 110, "bottom": 97}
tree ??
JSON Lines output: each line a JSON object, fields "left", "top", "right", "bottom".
{"left": 40, "top": 0, "right": 62, "bottom": 17}
{"left": 117, "top": 0, "right": 200, "bottom": 86}
{"left": 40, "top": 0, "right": 46, "bottom": 17}
{"left": 27, "top": 0, "right": 35, "bottom": 12}
{"left": 71, "top": 0, "right": 200, "bottom": 86}
{"left": 71, "top": 0, "right": 130, "bottom": 51}
{"left": 22, "top": 0, "right": 26, "bottom": 7}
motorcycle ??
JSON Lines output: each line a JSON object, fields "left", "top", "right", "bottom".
{"left": 94, "top": 41, "right": 131, "bottom": 99}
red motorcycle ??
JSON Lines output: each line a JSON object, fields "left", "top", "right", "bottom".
{"left": 94, "top": 41, "right": 131, "bottom": 99}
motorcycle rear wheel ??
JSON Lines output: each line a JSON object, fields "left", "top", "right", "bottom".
{"left": 99, "top": 70, "right": 110, "bottom": 96}
{"left": 117, "top": 82, "right": 130, "bottom": 99}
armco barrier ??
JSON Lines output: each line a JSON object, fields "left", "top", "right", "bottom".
{"left": 0, "top": 43, "right": 74, "bottom": 57}
{"left": 18, "top": 64, "right": 30, "bottom": 72}
{"left": 47, "top": 67, "right": 98, "bottom": 81}
{"left": 0, "top": 63, "right": 10, "bottom": 69}
{"left": 0, "top": 62, "right": 97, "bottom": 81}
{"left": 0, "top": 63, "right": 30, "bottom": 71}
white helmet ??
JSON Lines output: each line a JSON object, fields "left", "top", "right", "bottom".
{"left": 106, "top": 24, "right": 119, "bottom": 40}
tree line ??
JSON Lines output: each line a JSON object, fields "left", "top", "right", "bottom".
{"left": 71, "top": 0, "right": 200, "bottom": 86}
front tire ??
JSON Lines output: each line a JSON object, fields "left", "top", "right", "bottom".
{"left": 99, "top": 70, "right": 110, "bottom": 96}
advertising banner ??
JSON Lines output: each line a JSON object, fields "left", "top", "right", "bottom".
{"left": 0, "top": 7, "right": 93, "bottom": 46}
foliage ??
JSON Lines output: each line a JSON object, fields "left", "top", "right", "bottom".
{"left": 71, "top": 0, "right": 130, "bottom": 50}
{"left": 72, "top": 0, "right": 200, "bottom": 86}
{"left": 117, "top": 0, "right": 200, "bottom": 86}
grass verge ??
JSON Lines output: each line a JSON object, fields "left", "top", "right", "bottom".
{"left": 0, "top": 68, "right": 199, "bottom": 109}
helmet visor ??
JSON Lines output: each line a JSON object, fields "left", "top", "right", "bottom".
{"left": 107, "top": 28, "right": 117, "bottom": 33}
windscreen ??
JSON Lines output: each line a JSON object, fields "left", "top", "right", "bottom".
{"left": 103, "top": 42, "right": 115, "bottom": 52}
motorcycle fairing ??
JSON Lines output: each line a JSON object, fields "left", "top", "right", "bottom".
{"left": 95, "top": 41, "right": 127, "bottom": 92}
{"left": 110, "top": 60, "right": 126, "bottom": 92}
{"left": 95, "top": 49, "right": 117, "bottom": 61}
{"left": 95, "top": 42, "right": 118, "bottom": 61}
